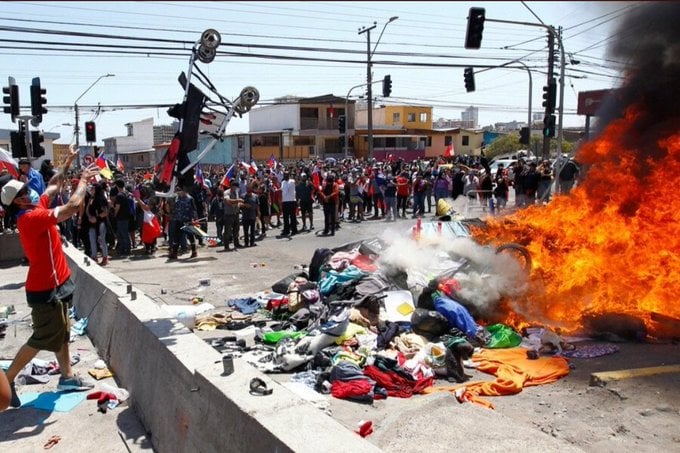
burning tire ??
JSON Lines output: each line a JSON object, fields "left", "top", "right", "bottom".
{"left": 495, "top": 243, "right": 532, "bottom": 273}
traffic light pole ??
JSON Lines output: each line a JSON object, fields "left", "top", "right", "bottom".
{"left": 484, "top": 17, "right": 566, "bottom": 156}
{"left": 345, "top": 79, "right": 390, "bottom": 159}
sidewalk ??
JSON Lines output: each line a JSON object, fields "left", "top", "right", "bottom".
{"left": 0, "top": 259, "right": 151, "bottom": 452}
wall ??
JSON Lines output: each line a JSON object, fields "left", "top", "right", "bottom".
{"left": 63, "top": 245, "right": 381, "bottom": 453}
{"left": 249, "top": 104, "right": 299, "bottom": 132}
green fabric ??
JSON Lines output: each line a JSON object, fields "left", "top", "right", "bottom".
{"left": 261, "top": 330, "right": 307, "bottom": 345}
{"left": 485, "top": 324, "right": 522, "bottom": 349}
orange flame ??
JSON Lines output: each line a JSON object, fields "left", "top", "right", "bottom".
{"left": 471, "top": 105, "right": 680, "bottom": 336}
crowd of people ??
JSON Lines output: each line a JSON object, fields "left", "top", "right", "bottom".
{"left": 0, "top": 152, "right": 579, "bottom": 264}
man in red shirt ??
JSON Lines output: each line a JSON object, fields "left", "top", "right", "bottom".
{"left": 0, "top": 147, "right": 99, "bottom": 408}
{"left": 395, "top": 171, "right": 410, "bottom": 218}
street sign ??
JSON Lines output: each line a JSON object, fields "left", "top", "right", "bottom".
{"left": 83, "top": 154, "right": 94, "bottom": 164}
{"left": 577, "top": 89, "right": 615, "bottom": 116}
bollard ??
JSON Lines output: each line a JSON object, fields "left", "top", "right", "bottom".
{"left": 127, "top": 284, "right": 132, "bottom": 294}
{"left": 221, "top": 354, "right": 234, "bottom": 376}
{"left": 130, "top": 291, "right": 137, "bottom": 301}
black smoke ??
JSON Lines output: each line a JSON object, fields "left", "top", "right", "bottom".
{"left": 595, "top": 3, "right": 680, "bottom": 136}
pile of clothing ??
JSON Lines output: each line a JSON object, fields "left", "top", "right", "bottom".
{"left": 220, "top": 231, "right": 571, "bottom": 408}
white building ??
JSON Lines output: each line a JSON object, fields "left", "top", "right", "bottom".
{"left": 104, "top": 118, "right": 156, "bottom": 170}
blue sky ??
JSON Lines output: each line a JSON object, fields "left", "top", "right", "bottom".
{"left": 0, "top": 1, "right": 630, "bottom": 144}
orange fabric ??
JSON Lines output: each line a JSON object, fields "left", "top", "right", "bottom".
{"left": 423, "top": 348, "right": 570, "bottom": 409}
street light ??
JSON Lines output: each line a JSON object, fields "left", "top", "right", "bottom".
{"left": 74, "top": 73, "right": 114, "bottom": 166}
{"left": 358, "top": 16, "right": 398, "bottom": 159}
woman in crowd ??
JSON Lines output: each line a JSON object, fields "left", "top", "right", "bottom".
{"left": 84, "top": 182, "right": 110, "bottom": 266}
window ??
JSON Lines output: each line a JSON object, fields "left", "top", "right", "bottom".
{"left": 420, "top": 112, "right": 428, "bottom": 123}
{"left": 407, "top": 112, "right": 416, "bottom": 122}
{"left": 262, "top": 136, "right": 279, "bottom": 146}
{"left": 427, "top": 136, "right": 432, "bottom": 147}
{"left": 462, "top": 136, "right": 469, "bottom": 146}
{"left": 392, "top": 112, "right": 400, "bottom": 123}
{"left": 444, "top": 136, "right": 452, "bottom": 146}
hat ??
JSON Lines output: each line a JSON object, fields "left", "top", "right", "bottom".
{"left": 1, "top": 179, "right": 26, "bottom": 206}
{"left": 18, "top": 158, "right": 31, "bottom": 166}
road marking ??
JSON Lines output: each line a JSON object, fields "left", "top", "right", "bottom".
{"left": 590, "top": 364, "right": 680, "bottom": 386}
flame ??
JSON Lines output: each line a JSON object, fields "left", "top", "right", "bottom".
{"left": 471, "top": 105, "right": 680, "bottom": 336}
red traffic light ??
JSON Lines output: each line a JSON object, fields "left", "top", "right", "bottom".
{"left": 85, "top": 121, "right": 96, "bottom": 142}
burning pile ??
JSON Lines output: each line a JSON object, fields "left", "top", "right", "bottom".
{"left": 471, "top": 3, "right": 680, "bottom": 337}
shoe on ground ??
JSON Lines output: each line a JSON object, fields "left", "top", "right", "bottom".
{"left": 9, "top": 382, "right": 21, "bottom": 408}
{"left": 250, "top": 243, "right": 258, "bottom": 247}
{"left": 57, "top": 374, "right": 95, "bottom": 391}
{"left": 100, "top": 257, "right": 109, "bottom": 266}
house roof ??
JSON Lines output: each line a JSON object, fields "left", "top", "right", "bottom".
{"left": 297, "top": 94, "right": 353, "bottom": 105}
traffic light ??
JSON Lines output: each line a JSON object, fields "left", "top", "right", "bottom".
{"left": 10, "top": 121, "right": 27, "bottom": 158}
{"left": 519, "top": 127, "right": 530, "bottom": 145}
{"left": 542, "top": 78, "right": 557, "bottom": 112}
{"left": 85, "top": 121, "right": 96, "bottom": 143}
{"left": 338, "top": 115, "right": 346, "bottom": 134}
{"left": 30, "top": 77, "right": 47, "bottom": 127}
{"left": 464, "top": 7, "right": 486, "bottom": 49}
{"left": 464, "top": 67, "right": 475, "bottom": 92}
{"left": 3, "top": 76, "right": 20, "bottom": 123}
{"left": 543, "top": 114, "right": 556, "bottom": 138}
{"left": 31, "top": 130, "right": 45, "bottom": 158}
{"left": 382, "top": 75, "right": 392, "bottom": 97}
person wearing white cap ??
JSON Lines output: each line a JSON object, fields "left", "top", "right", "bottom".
{"left": 0, "top": 145, "right": 100, "bottom": 408}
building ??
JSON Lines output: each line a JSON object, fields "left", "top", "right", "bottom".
{"left": 153, "top": 123, "right": 178, "bottom": 145}
{"left": 461, "top": 106, "right": 478, "bottom": 128}
{"left": 248, "top": 94, "right": 355, "bottom": 161}
{"left": 104, "top": 118, "right": 155, "bottom": 170}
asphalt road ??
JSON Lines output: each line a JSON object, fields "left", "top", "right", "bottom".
{"left": 2, "top": 198, "right": 679, "bottom": 452}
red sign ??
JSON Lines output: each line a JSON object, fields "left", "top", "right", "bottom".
{"left": 577, "top": 89, "right": 615, "bottom": 116}
{"left": 83, "top": 154, "right": 94, "bottom": 164}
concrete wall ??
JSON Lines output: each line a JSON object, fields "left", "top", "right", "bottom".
{"left": 64, "top": 246, "right": 381, "bottom": 453}
{"left": 0, "top": 232, "right": 23, "bottom": 262}
{"left": 250, "top": 104, "right": 299, "bottom": 132}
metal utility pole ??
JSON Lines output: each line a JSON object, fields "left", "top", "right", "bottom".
{"left": 358, "top": 16, "right": 398, "bottom": 160}
{"left": 358, "top": 23, "right": 376, "bottom": 159}
{"left": 543, "top": 31, "right": 555, "bottom": 160}
{"left": 73, "top": 73, "right": 114, "bottom": 167}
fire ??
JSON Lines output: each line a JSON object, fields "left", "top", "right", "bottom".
{"left": 471, "top": 105, "right": 680, "bottom": 337}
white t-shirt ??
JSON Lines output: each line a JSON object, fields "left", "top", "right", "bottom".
{"left": 281, "top": 179, "right": 296, "bottom": 202}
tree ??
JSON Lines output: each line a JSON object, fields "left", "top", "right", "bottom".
{"left": 486, "top": 133, "right": 575, "bottom": 160}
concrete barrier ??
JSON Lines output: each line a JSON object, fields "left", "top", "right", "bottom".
{"left": 64, "top": 245, "right": 381, "bottom": 453}
{"left": 0, "top": 232, "right": 24, "bottom": 262}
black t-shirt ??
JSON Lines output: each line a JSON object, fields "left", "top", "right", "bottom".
{"left": 114, "top": 192, "right": 132, "bottom": 221}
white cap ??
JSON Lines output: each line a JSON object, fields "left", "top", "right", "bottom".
{"left": 1, "top": 179, "right": 26, "bottom": 206}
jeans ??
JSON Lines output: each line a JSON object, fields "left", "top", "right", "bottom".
{"left": 116, "top": 219, "right": 131, "bottom": 255}
{"left": 89, "top": 223, "right": 108, "bottom": 258}
{"left": 413, "top": 192, "right": 425, "bottom": 217}
{"left": 384, "top": 196, "right": 397, "bottom": 220}
{"left": 323, "top": 202, "right": 336, "bottom": 234}
{"left": 242, "top": 218, "right": 256, "bottom": 245}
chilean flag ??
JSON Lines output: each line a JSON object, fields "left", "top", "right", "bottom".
{"left": 195, "top": 165, "right": 207, "bottom": 188}
{"left": 141, "top": 210, "right": 162, "bottom": 244}
{"left": 267, "top": 154, "right": 277, "bottom": 169}
{"left": 0, "top": 148, "right": 19, "bottom": 178}
{"left": 249, "top": 160, "right": 258, "bottom": 175}
{"left": 220, "top": 164, "right": 235, "bottom": 187}
{"left": 96, "top": 154, "right": 113, "bottom": 179}
{"left": 240, "top": 161, "right": 253, "bottom": 174}
{"left": 444, "top": 144, "right": 454, "bottom": 157}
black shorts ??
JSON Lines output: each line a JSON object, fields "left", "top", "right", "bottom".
{"left": 299, "top": 201, "right": 313, "bottom": 215}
